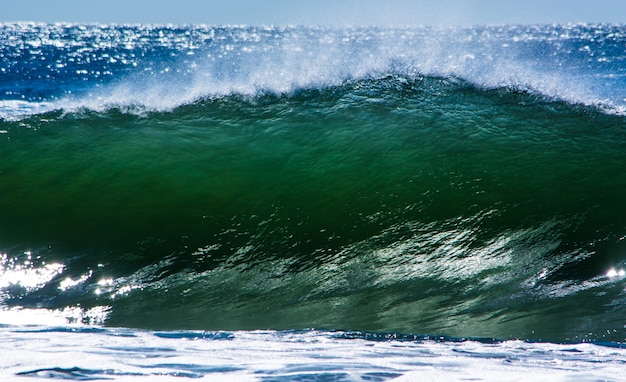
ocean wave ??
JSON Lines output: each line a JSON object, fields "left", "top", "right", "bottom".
{"left": 2, "top": 70, "right": 626, "bottom": 341}
{"left": 2, "top": 23, "right": 626, "bottom": 343}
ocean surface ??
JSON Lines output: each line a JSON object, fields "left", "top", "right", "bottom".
{"left": 2, "top": 22, "right": 626, "bottom": 380}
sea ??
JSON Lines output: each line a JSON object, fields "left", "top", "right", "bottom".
{"left": 1, "top": 22, "right": 626, "bottom": 381}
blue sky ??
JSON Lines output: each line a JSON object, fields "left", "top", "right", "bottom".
{"left": 3, "top": 0, "right": 626, "bottom": 26}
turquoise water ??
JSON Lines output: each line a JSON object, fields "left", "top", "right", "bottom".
{"left": 1, "top": 24, "right": 626, "bottom": 345}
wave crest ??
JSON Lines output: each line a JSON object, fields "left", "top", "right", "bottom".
{"left": 1, "top": 24, "right": 625, "bottom": 118}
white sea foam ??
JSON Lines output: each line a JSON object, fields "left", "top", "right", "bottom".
{"left": 0, "top": 326, "right": 624, "bottom": 381}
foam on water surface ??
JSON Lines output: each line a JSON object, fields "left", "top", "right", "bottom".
{"left": 1, "top": 326, "right": 625, "bottom": 381}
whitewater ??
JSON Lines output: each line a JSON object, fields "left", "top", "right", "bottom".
{"left": 2, "top": 22, "right": 626, "bottom": 380}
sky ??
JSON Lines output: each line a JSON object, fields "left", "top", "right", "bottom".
{"left": 3, "top": 0, "right": 626, "bottom": 26}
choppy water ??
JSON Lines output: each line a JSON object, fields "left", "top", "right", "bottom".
{"left": 1, "top": 22, "right": 626, "bottom": 380}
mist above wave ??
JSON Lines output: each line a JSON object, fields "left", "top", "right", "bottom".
{"left": 1, "top": 23, "right": 625, "bottom": 118}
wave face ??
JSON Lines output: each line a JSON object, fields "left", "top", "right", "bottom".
{"left": 2, "top": 23, "right": 626, "bottom": 343}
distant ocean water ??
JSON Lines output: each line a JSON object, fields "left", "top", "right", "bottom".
{"left": 2, "top": 23, "right": 626, "bottom": 381}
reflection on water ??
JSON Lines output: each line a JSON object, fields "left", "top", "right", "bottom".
{"left": 0, "top": 306, "right": 110, "bottom": 326}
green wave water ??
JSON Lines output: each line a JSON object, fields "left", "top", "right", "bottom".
{"left": 2, "top": 76, "right": 626, "bottom": 342}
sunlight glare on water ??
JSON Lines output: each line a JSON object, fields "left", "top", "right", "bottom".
{"left": 606, "top": 267, "right": 625, "bottom": 278}
{"left": 0, "top": 251, "right": 64, "bottom": 290}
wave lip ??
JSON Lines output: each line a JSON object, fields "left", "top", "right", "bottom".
{"left": 1, "top": 23, "right": 626, "bottom": 118}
